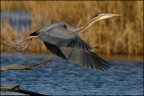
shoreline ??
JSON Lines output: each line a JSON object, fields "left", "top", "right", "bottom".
{"left": 1, "top": 52, "right": 143, "bottom": 62}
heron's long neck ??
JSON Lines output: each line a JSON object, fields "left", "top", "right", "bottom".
{"left": 76, "top": 17, "right": 98, "bottom": 33}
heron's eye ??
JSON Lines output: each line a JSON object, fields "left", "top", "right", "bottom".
{"left": 94, "top": 12, "right": 107, "bottom": 18}
{"left": 63, "top": 24, "right": 67, "bottom": 29}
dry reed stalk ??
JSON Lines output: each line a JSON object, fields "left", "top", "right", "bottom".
{"left": 1, "top": 1, "right": 143, "bottom": 55}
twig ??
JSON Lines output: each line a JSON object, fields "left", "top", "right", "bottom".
{"left": 0, "top": 85, "right": 20, "bottom": 91}
{"left": 0, "top": 40, "right": 32, "bottom": 52}
{"left": 0, "top": 60, "right": 52, "bottom": 72}
{"left": 0, "top": 85, "right": 46, "bottom": 95}
{"left": 0, "top": 42, "right": 24, "bottom": 52}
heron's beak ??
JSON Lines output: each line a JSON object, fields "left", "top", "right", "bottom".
{"left": 109, "top": 13, "right": 121, "bottom": 17}
{"left": 96, "top": 13, "right": 121, "bottom": 21}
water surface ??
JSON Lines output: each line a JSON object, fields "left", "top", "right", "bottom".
{"left": 1, "top": 53, "right": 143, "bottom": 95}
{"left": 1, "top": 11, "right": 143, "bottom": 95}
{"left": 1, "top": 11, "right": 31, "bottom": 32}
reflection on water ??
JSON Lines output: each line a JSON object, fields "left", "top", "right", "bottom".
{"left": 1, "top": 52, "right": 143, "bottom": 95}
{"left": 1, "top": 11, "right": 31, "bottom": 32}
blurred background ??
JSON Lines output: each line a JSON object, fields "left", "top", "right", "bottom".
{"left": 1, "top": 1, "right": 143, "bottom": 95}
{"left": 1, "top": 1, "right": 143, "bottom": 57}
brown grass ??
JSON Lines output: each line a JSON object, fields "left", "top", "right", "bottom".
{"left": 1, "top": 1, "right": 143, "bottom": 55}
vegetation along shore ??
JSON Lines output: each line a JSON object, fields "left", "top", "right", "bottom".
{"left": 1, "top": 1, "right": 143, "bottom": 55}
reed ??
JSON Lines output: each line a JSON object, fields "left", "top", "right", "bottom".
{"left": 1, "top": 1, "right": 143, "bottom": 55}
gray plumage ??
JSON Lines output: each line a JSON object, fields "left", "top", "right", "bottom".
{"left": 60, "top": 46, "right": 110, "bottom": 70}
{"left": 28, "top": 12, "right": 121, "bottom": 70}
{"left": 30, "top": 22, "right": 110, "bottom": 70}
{"left": 38, "top": 27, "right": 92, "bottom": 50}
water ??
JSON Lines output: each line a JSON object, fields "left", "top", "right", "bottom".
{"left": 1, "top": 11, "right": 143, "bottom": 95}
{"left": 1, "top": 53, "right": 143, "bottom": 95}
{"left": 1, "top": 11, "right": 31, "bottom": 32}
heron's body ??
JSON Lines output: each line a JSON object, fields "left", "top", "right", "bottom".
{"left": 19, "top": 13, "right": 120, "bottom": 70}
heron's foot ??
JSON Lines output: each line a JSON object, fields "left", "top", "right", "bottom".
{"left": 16, "top": 36, "right": 38, "bottom": 51}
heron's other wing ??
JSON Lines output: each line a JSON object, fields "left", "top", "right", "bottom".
{"left": 38, "top": 27, "right": 92, "bottom": 50}
{"left": 60, "top": 46, "right": 110, "bottom": 70}
{"left": 43, "top": 42, "right": 67, "bottom": 60}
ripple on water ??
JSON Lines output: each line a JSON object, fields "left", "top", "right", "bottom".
{"left": 1, "top": 53, "right": 143, "bottom": 95}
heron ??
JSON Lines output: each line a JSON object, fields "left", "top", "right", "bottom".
{"left": 18, "top": 13, "right": 120, "bottom": 70}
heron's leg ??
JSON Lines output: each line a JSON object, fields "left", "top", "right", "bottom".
{"left": 22, "top": 39, "right": 32, "bottom": 50}
{"left": 16, "top": 36, "right": 38, "bottom": 50}
{"left": 17, "top": 36, "right": 38, "bottom": 45}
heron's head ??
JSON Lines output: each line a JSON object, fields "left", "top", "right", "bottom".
{"left": 91, "top": 12, "right": 120, "bottom": 21}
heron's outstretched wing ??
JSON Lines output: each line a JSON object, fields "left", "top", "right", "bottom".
{"left": 43, "top": 42, "right": 67, "bottom": 60}
{"left": 43, "top": 39, "right": 109, "bottom": 70}
{"left": 38, "top": 27, "right": 92, "bottom": 50}
{"left": 60, "top": 46, "right": 110, "bottom": 70}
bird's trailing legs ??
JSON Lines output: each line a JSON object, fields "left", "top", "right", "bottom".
{"left": 16, "top": 36, "right": 38, "bottom": 50}
{"left": 16, "top": 36, "right": 100, "bottom": 51}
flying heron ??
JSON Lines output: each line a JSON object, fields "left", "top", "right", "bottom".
{"left": 18, "top": 13, "right": 120, "bottom": 70}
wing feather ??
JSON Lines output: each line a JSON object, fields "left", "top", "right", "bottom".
{"left": 37, "top": 24, "right": 110, "bottom": 70}
{"left": 60, "top": 46, "right": 110, "bottom": 70}
{"left": 38, "top": 27, "right": 92, "bottom": 50}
